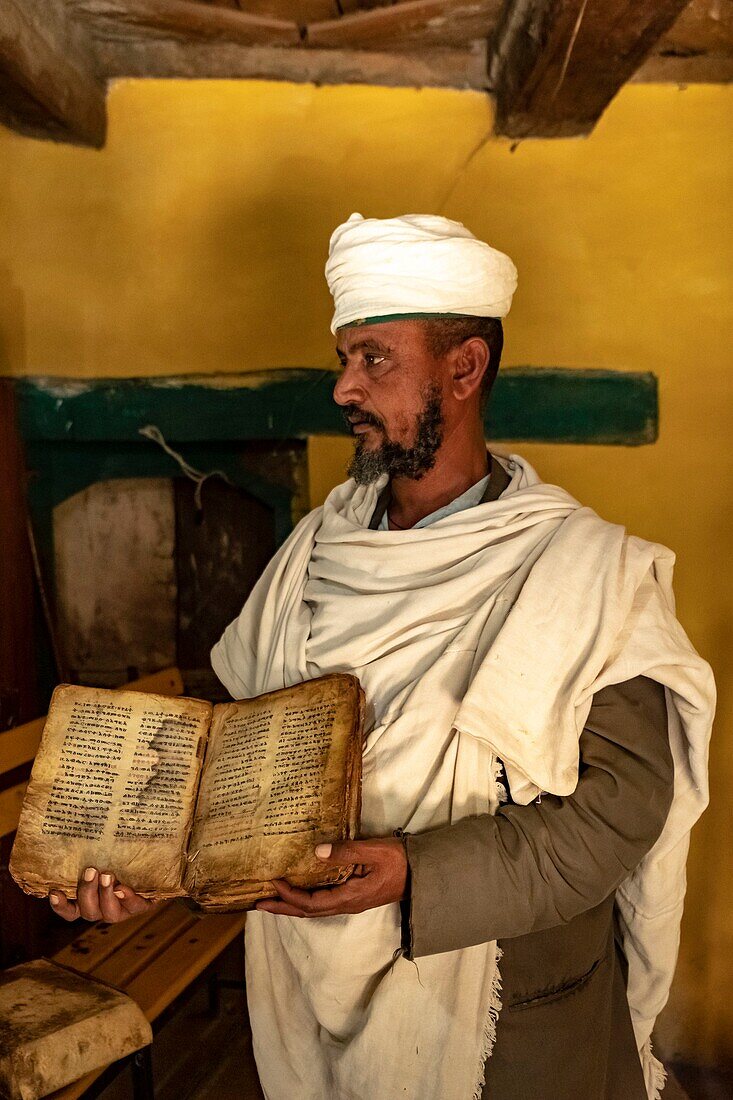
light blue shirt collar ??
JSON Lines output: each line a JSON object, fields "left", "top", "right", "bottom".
{"left": 377, "top": 472, "right": 491, "bottom": 531}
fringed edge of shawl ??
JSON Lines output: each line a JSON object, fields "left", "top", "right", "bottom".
{"left": 641, "top": 1038, "right": 667, "bottom": 1100}
{"left": 471, "top": 945, "right": 503, "bottom": 1100}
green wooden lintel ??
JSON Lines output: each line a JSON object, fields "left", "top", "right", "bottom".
{"left": 12, "top": 367, "right": 658, "bottom": 446}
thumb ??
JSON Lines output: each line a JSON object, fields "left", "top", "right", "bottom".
{"left": 314, "top": 840, "right": 361, "bottom": 864}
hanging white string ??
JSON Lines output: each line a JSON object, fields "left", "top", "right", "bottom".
{"left": 138, "top": 424, "right": 232, "bottom": 511}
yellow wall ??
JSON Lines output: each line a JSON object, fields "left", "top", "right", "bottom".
{"left": 1, "top": 79, "right": 731, "bottom": 1063}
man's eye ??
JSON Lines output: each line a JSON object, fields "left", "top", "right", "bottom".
{"left": 365, "top": 354, "right": 386, "bottom": 367}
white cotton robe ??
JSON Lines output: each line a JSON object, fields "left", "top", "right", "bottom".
{"left": 212, "top": 454, "right": 715, "bottom": 1100}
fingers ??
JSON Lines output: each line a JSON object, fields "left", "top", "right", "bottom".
{"left": 113, "top": 884, "right": 155, "bottom": 917}
{"left": 54, "top": 868, "right": 155, "bottom": 924}
{"left": 314, "top": 839, "right": 368, "bottom": 865}
{"left": 315, "top": 838, "right": 403, "bottom": 866}
{"left": 265, "top": 877, "right": 374, "bottom": 917}
{"left": 49, "top": 890, "right": 80, "bottom": 922}
{"left": 76, "top": 867, "right": 103, "bottom": 921}
{"left": 254, "top": 838, "right": 409, "bottom": 919}
{"left": 255, "top": 899, "right": 309, "bottom": 918}
{"left": 98, "top": 872, "right": 127, "bottom": 922}
{"left": 272, "top": 879, "right": 320, "bottom": 908}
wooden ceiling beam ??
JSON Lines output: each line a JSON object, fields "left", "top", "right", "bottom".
{"left": 198, "top": 0, "right": 341, "bottom": 20}
{"left": 489, "top": 0, "right": 693, "bottom": 139}
{"left": 0, "top": 0, "right": 106, "bottom": 146}
{"left": 307, "top": 0, "right": 502, "bottom": 50}
{"left": 635, "top": 0, "right": 733, "bottom": 82}
{"left": 69, "top": 0, "right": 302, "bottom": 47}
{"left": 658, "top": 0, "right": 733, "bottom": 56}
{"left": 95, "top": 37, "right": 489, "bottom": 90}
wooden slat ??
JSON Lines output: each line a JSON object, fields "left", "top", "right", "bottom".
{"left": 92, "top": 902, "right": 198, "bottom": 986}
{"left": 0, "top": 780, "right": 27, "bottom": 837}
{"left": 0, "top": 0, "right": 106, "bottom": 147}
{"left": 0, "top": 717, "right": 44, "bottom": 774}
{"left": 71, "top": 0, "right": 301, "bottom": 47}
{"left": 124, "top": 913, "right": 246, "bottom": 1019}
{"left": 125, "top": 666, "right": 185, "bottom": 696}
{"left": 48, "top": 1068, "right": 103, "bottom": 1100}
{"left": 657, "top": 0, "right": 733, "bottom": 56}
{"left": 52, "top": 904, "right": 164, "bottom": 973}
{"left": 203, "top": 0, "right": 340, "bottom": 19}
{"left": 0, "top": 668, "right": 182, "bottom": 777}
{"left": 635, "top": 0, "right": 733, "bottom": 83}
{"left": 95, "top": 37, "right": 490, "bottom": 88}
{"left": 489, "top": 0, "right": 693, "bottom": 138}
{"left": 308, "top": 0, "right": 502, "bottom": 49}
{"left": 634, "top": 51, "right": 733, "bottom": 82}
{"left": 46, "top": 911, "right": 245, "bottom": 1100}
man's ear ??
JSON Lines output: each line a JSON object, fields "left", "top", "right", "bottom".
{"left": 451, "top": 338, "right": 489, "bottom": 402}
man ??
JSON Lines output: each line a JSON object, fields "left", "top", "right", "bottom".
{"left": 51, "top": 214, "right": 714, "bottom": 1100}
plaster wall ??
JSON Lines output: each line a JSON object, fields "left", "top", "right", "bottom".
{"left": 0, "top": 78, "right": 730, "bottom": 1064}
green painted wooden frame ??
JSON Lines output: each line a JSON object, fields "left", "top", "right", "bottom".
{"left": 14, "top": 367, "right": 657, "bottom": 446}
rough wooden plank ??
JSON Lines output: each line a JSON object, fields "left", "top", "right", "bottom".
{"left": 47, "top": 910, "right": 244, "bottom": 1100}
{"left": 0, "top": 781, "right": 28, "bottom": 838}
{"left": 52, "top": 905, "right": 163, "bottom": 973}
{"left": 54, "top": 478, "right": 177, "bottom": 685}
{"left": 13, "top": 368, "right": 659, "bottom": 446}
{"left": 92, "top": 903, "right": 198, "bottom": 986}
{"left": 93, "top": 35, "right": 489, "bottom": 87}
{"left": 0, "top": 718, "right": 45, "bottom": 774}
{"left": 124, "top": 914, "right": 246, "bottom": 1019}
{"left": 126, "top": 667, "right": 185, "bottom": 696}
{"left": 308, "top": 0, "right": 502, "bottom": 49}
{"left": 70, "top": 0, "right": 301, "bottom": 46}
{"left": 633, "top": 51, "right": 733, "bottom": 81}
{"left": 47, "top": 1070, "right": 103, "bottom": 1100}
{"left": 0, "top": 0, "right": 106, "bottom": 147}
{"left": 489, "top": 0, "right": 693, "bottom": 138}
{"left": 174, "top": 479, "right": 275, "bottom": 677}
{"left": 657, "top": 0, "right": 733, "bottom": 57}
{"left": 203, "top": 0, "right": 340, "bottom": 19}
{"left": 635, "top": 0, "right": 733, "bottom": 82}
{"left": 47, "top": 909, "right": 172, "bottom": 1100}
{"left": 0, "top": 669, "right": 181, "bottom": 776}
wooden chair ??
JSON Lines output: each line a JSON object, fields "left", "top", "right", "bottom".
{"left": 0, "top": 668, "right": 248, "bottom": 1100}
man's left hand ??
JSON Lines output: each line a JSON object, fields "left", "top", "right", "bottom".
{"left": 255, "top": 838, "right": 408, "bottom": 918}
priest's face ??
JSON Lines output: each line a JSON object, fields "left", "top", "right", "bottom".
{"left": 334, "top": 320, "right": 446, "bottom": 485}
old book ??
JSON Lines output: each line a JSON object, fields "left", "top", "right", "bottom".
{"left": 0, "top": 958, "right": 152, "bottom": 1100}
{"left": 10, "top": 673, "right": 364, "bottom": 911}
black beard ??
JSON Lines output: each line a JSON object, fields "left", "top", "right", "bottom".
{"left": 345, "top": 384, "right": 445, "bottom": 486}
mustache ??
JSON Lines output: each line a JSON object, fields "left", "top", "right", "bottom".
{"left": 341, "top": 405, "right": 385, "bottom": 433}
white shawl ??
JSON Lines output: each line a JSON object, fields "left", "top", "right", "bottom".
{"left": 212, "top": 454, "right": 714, "bottom": 1100}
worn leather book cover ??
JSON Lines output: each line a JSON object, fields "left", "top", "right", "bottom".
{"left": 9, "top": 674, "right": 364, "bottom": 911}
{"left": 0, "top": 958, "right": 152, "bottom": 1100}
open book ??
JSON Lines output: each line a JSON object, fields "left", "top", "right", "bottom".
{"left": 10, "top": 674, "right": 364, "bottom": 911}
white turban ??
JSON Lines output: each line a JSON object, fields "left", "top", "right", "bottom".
{"left": 325, "top": 212, "right": 517, "bottom": 334}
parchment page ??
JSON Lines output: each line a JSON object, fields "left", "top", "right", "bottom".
{"left": 186, "top": 674, "right": 362, "bottom": 902}
{"left": 10, "top": 686, "right": 212, "bottom": 899}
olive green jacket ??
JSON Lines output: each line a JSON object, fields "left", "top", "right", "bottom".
{"left": 405, "top": 675, "right": 671, "bottom": 1100}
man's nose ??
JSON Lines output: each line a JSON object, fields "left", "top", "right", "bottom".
{"left": 333, "top": 362, "right": 366, "bottom": 407}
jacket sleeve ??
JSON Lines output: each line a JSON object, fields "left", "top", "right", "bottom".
{"left": 403, "top": 675, "right": 673, "bottom": 958}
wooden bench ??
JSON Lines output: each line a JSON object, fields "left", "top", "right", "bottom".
{"left": 49, "top": 902, "right": 246, "bottom": 1099}
{"left": 0, "top": 668, "right": 248, "bottom": 1100}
